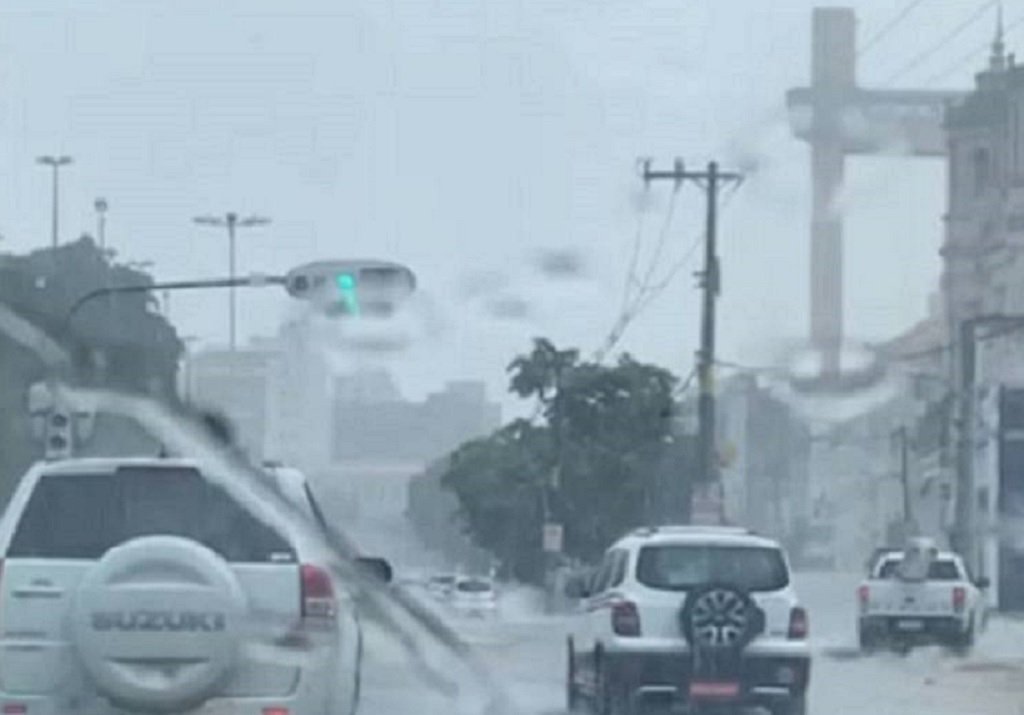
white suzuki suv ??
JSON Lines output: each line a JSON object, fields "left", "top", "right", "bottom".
{"left": 566, "top": 526, "right": 811, "bottom": 715}
{"left": 0, "top": 457, "right": 364, "bottom": 715}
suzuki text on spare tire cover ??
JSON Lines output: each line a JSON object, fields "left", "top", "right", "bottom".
{"left": 0, "top": 458, "right": 363, "bottom": 715}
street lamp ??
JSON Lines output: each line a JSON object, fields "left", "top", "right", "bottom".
{"left": 94, "top": 198, "right": 108, "bottom": 251}
{"left": 193, "top": 213, "right": 271, "bottom": 351}
{"left": 179, "top": 335, "right": 201, "bottom": 403}
{"left": 36, "top": 155, "right": 73, "bottom": 251}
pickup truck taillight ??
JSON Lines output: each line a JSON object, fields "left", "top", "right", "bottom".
{"left": 788, "top": 606, "right": 808, "bottom": 639}
{"left": 857, "top": 584, "right": 870, "bottom": 612}
{"left": 611, "top": 600, "right": 641, "bottom": 637}
{"left": 301, "top": 564, "right": 336, "bottom": 619}
{"left": 952, "top": 586, "right": 967, "bottom": 613}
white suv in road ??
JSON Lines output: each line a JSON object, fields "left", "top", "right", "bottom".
{"left": 566, "top": 526, "right": 811, "bottom": 715}
{"left": 0, "top": 457, "right": 364, "bottom": 715}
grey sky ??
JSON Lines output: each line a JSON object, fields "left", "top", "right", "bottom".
{"left": 0, "top": 0, "right": 1006, "bottom": 404}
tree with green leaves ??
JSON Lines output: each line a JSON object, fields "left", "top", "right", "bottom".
{"left": 440, "top": 338, "right": 682, "bottom": 582}
{"left": 0, "top": 237, "right": 182, "bottom": 499}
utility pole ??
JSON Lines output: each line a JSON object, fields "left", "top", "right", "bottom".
{"left": 642, "top": 159, "right": 743, "bottom": 522}
{"left": 36, "top": 155, "right": 73, "bottom": 251}
{"left": 194, "top": 212, "right": 271, "bottom": 351}
{"left": 894, "top": 425, "right": 913, "bottom": 536}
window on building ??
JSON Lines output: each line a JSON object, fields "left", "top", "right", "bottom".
{"left": 974, "top": 147, "right": 992, "bottom": 196}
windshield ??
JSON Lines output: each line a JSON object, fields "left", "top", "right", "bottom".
{"left": 636, "top": 545, "right": 789, "bottom": 592}
{"left": 0, "top": 3, "right": 1018, "bottom": 714}
{"left": 456, "top": 579, "right": 493, "bottom": 593}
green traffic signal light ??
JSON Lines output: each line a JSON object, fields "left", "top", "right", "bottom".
{"left": 336, "top": 272, "right": 360, "bottom": 315}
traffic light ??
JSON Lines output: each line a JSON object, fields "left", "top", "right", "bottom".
{"left": 45, "top": 408, "right": 73, "bottom": 460}
{"left": 285, "top": 260, "right": 416, "bottom": 317}
{"left": 335, "top": 272, "right": 359, "bottom": 316}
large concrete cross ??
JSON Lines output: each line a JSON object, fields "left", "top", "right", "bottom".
{"left": 786, "top": 7, "right": 964, "bottom": 380}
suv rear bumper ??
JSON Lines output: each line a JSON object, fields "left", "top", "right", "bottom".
{"left": 597, "top": 649, "right": 810, "bottom": 708}
{"left": 859, "top": 615, "right": 970, "bottom": 643}
{"left": 0, "top": 671, "right": 333, "bottom": 715}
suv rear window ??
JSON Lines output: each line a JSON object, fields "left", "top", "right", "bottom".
{"left": 636, "top": 545, "right": 789, "bottom": 592}
{"left": 877, "top": 558, "right": 961, "bottom": 581}
{"left": 8, "top": 466, "right": 296, "bottom": 563}
{"left": 456, "top": 579, "right": 493, "bottom": 593}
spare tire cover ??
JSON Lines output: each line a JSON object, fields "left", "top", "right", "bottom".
{"left": 71, "top": 536, "right": 247, "bottom": 712}
{"left": 679, "top": 583, "right": 764, "bottom": 652}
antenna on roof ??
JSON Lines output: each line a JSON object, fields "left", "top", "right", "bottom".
{"left": 992, "top": 1, "right": 1007, "bottom": 71}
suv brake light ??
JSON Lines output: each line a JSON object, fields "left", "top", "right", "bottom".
{"left": 857, "top": 584, "right": 869, "bottom": 611}
{"left": 952, "top": 586, "right": 966, "bottom": 613}
{"left": 611, "top": 600, "right": 641, "bottom": 637}
{"left": 301, "top": 564, "right": 336, "bottom": 619}
{"left": 788, "top": 606, "right": 808, "bottom": 639}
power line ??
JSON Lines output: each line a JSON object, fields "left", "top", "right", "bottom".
{"left": 889, "top": 319, "right": 1024, "bottom": 364}
{"left": 859, "top": 0, "right": 928, "bottom": 57}
{"left": 631, "top": 183, "right": 743, "bottom": 317}
{"left": 882, "top": 0, "right": 998, "bottom": 87}
{"left": 634, "top": 187, "right": 682, "bottom": 298}
{"left": 621, "top": 206, "right": 646, "bottom": 311}
{"left": 596, "top": 185, "right": 682, "bottom": 362}
{"left": 924, "top": 9, "right": 1024, "bottom": 86}
{"left": 674, "top": 367, "right": 697, "bottom": 396}
{"left": 594, "top": 180, "right": 742, "bottom": 363}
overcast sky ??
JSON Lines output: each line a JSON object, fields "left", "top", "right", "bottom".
{"left": 0, "top": 0, "right": 1008, "bottom": 406}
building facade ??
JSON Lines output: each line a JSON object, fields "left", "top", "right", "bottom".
{"left": 943, "top": 36, "right": 1024, "bottom": 332}
{"left": 941, "top": 33, "right": 1024, "bottom": 608}
{"left": 333, "top": 377, "right": 501, "bottom": 462}
{"left": 185, "top": 346, "right": 276, "bottom": 462}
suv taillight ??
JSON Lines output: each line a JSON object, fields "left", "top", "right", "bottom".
{"left": 952, "top": 586, "right": 966, "bottom": 613}
{"left": 788, "top": 606, "right": 808, "bottom": 639}
{"left": 857, "top": 584, "right": 869, "bottom": 612}
{"left": 611, "top": 600, "right": 641, "bottom": 637}
{"left": 301, "top": 564, "right": 336, "bottom": 619}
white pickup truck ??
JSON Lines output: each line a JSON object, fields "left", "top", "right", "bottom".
{"left": 857, "top": 548, "right": 989, "bottom": 653}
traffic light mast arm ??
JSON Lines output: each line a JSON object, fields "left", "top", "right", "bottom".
{"left": 64, "top": 274, "right": 287, "bottom": 332}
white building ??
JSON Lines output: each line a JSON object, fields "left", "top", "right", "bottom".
{"left": 185, "top": 346, "right": 276, "bottom": 462}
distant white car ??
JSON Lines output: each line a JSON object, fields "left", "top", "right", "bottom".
{"left": 426, "top": 574, "right": 457, "bottom": 600}
{"left": 450, "top": 577, "right": 499, "bottom": 618}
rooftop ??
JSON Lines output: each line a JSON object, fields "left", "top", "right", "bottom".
{"left": 615, "top": 525, "right": 779, "bottom": 550}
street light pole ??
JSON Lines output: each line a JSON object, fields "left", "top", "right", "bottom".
{"left": 94, "top": 198, "right": 108, "bottom": 251}
{"left": 194, "top": 212, "right": 271, "bottom": 351}
{"left": 894, "top": 425, "right": 914, "bottom": 535}
{"left": 37, "top": 156, "right": 72, "bottom": 251}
